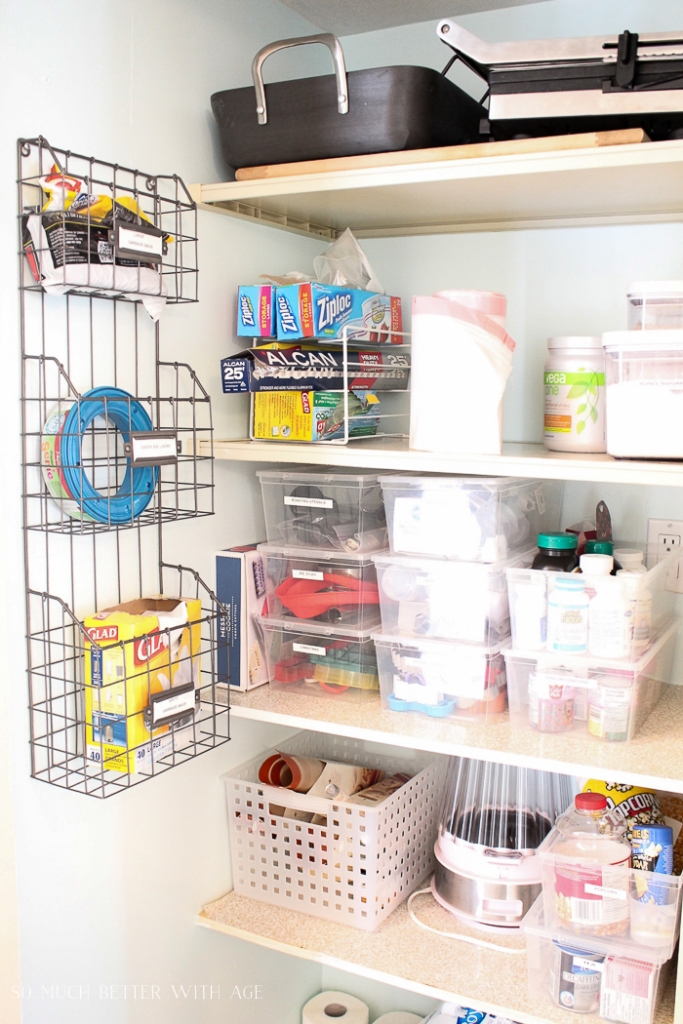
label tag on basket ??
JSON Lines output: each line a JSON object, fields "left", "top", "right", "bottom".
{"left": 284, "top": 495, "right": 334, "bottom": 509}
{"left": 125, "top": 431, "right": 180, "bottom": 466}
{"left": 292, "top": 569, "right": 324, "bottom": 581}
{"left": 293, "top": 642, "right": 326, "bottom": 656}
{"left": 116, "top": 222, "right": 164, "bottom": 262}
{"left": 585, "top": 883, "right": 628, "bottom": 900}
{"left": 148, "top": 681, "right": 197, "bottom": 726}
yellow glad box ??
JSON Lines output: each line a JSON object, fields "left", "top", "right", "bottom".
{"left": 84, "top": 596, "right": 202, "bottom": 774}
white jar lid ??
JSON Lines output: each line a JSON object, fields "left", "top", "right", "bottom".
{"left": 603, "top": 328, "right": 683, "bottom": 350}
{"left": 548, "top": 336, "right": 602, "bottom": 349}
{"left": 627, "top": 280, "right": 683, "bottom": 299}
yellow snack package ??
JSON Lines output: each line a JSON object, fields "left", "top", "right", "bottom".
{"left": 84, "top": 597, "right": 201, "bottom": 774}
{"left": 583, "top": 779, "right": 665, "bottom": 840}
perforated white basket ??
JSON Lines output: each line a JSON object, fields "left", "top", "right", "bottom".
{"left": 223, "top": 731, "right": 446, "bottom": 930}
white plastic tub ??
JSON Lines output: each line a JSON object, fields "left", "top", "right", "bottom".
{"left": 379, "top": 475, "right": 563, "bottom": 562}
{"left": 603, "top": 330, "right": 683, "bottom": 459}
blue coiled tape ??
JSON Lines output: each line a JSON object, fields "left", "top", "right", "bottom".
{"left": 59, "top": 386, "right": 158, "bottom": 523}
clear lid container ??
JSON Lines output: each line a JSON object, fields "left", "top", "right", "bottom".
{"left": 555, "top": 793, "right": 628, "bottom": 844}
{"left": 627, "top": 281, "right": 683, "bottom": 331}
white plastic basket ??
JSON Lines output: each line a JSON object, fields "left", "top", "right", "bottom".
{"left": 223, "top": 730, "right": 446, "bottom": 930}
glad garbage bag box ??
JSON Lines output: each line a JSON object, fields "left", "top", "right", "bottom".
{"left": 84, "top": 597, "right": 201, "bottom": 773}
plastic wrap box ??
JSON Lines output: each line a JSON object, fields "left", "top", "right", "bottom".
{"left": 373, "top": 547, "right": 535, "bottom": 644}
{"left": 524, "top": 894, "right": 673, "bottom": 1024}
{"left": 259, "top": 618, "right": 379, "bottom": 704}
{"left": 503, "top": 621, "right": 678, "bottom": 742}
{"left": 374, "top": 632, "right": 508, "bottom": 720}
{"left": 215, "top": 546, "right": 269, "bottom": 694}
{"left": 538, "top": 826, "right": 683, "bottom": 961}
{"left": 259, "top": 544, "right": 382, "bottom": 632}
{"left": 506, "top": 548, "right": 677, "bottom": 661}
{"left": 223, "top": 730, "right": 446, "bottom": 930}
{"left": 379, "top": 476, "right": 563, "bottom": 562}
{"left": 258, "top": 468, "right": 389, "bottom": 554}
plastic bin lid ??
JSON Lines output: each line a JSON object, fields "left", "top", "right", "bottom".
{"left": 627, "top": 280, "right": 683, "bottom": 299}
{"left": 372, "top": 631, "right": 510, "bottom": 656}
{"left": 257, "top": 542, "right": 381, "bottom": 564}
{"left": 257, "top": 468, "right": 385, "bottom": 484}
{"left": 259, "top": 614, "right": 377, "bottom": 641}
{"left": 603, "top": 329, "right": 683, "bottom": 350}
{"left": 377, "top": 474, "right": 537, "bottom": 489}
{"left": 372, "top": 546, "right": 536, "bottom": 571}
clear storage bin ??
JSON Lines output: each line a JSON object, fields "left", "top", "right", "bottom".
{"left": 627, "top": 281, "right": 683, "bottom": 331}
{"left": 373, "top": 547, "right": 535, "bottom": 644}
{"left": 538, "top": 828, "right": 683, "bottom": 961}
{"left": 223, "top": 730, "right": 446, "bottom": 930}
{"left": 258, "top": 469, "right": 388, "bottom": 554}
{"left": 259, "top": 544, "right": 381, "bottom": 632}
{"left": 602, "top": 331, "right": 683, "bottom": 459}
{"left": 503, "top": 621, "right": 678, "bottom": 742}
{"left": 506, "top": 547, "right": 676, "bottom": 661}
{"left": 524, "top": 894, "right": 673, "bottom": 1024}
{"left": 373, "top": 632, "right": 508, "bottom": 720}
{"left": 379, "top": 475, "right": 563, "bottom": 562}
{"left": 259, "top": 618, "right": 379, "bottom": 703}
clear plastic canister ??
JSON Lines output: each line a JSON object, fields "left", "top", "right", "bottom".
{"left": 627, "top": 281, "right": 683, "bottom": 330}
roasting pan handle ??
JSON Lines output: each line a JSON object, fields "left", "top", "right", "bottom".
{"left": 252, "top": 33, "right": 349, "bottom": 125}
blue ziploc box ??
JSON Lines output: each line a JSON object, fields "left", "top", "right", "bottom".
{"left": 275, "top": 283, "right": 403, "bottom": 343}
{"left": 236, "top": 285, "right": 275, "bottom": 338}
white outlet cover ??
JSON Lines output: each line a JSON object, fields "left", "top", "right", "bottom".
{"left": 647, "top": 518, "right": 683, "bottom": 593}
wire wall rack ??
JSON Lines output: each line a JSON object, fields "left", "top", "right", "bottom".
{"left": 19, "top": 137, "right": 229, "bottom": 797}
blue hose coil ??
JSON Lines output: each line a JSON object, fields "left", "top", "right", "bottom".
{"left": 60, "top": 386, "right": 158, "bottom": 523}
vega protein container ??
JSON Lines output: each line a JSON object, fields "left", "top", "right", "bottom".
{"left": 543, "top": 337, "right": 606, "bottom": 454}
{"left": 602, "top": 330, "right": 683, "bottom": 459}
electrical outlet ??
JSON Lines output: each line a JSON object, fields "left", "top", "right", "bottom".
{"left": 647, "top": 519, "right": 683, "bottom": 592}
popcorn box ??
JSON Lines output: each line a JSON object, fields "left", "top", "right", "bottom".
{"left": 84, "top": 597, "right": 202, "bottom": 773}
{"left": 237, "top": 285, "right": 275, "bottom": 338}
{"left": 275, "top": 283, "right": 402, "bottom": 342}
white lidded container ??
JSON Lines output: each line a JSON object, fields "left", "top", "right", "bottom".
{"left": 627, "top": 281, "right": 683, "bottom": 331}
{"left": 543, "top": 336, "right": 606, "bottom": 453}
{"left": 602, "top": 329, "right": 683, "bottom": 459}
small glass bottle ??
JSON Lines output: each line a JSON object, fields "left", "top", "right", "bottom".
{"left": 532, "top": 533, "right": 579, "bottom": 573}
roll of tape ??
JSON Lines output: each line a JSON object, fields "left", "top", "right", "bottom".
{"left": 373, "top": 1014, "right": 425, "bottom": 1024}
{"left": 302, "top": 990, "right": 370, "bottom": 1024}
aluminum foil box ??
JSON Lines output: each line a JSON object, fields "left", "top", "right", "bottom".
{"left": 275, "top": 283, "right": 402, "bottom": 342}
{"left": 221, "top": 344, "right": 410, "bottom": 393}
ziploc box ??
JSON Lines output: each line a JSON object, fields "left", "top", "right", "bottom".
{"left": 237, "top": 285, "right": 275, "bottom": 338}
{"left": 215, "top": 546, "right": 269, "bottom": 693}
{"left": 84, "top": 597, "right": 202, "bottom": 774}
{"left": 275, "top": 283, "right": 402, "bottom": 342}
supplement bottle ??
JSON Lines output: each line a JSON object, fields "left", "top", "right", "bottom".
{"left": 587, "top": 674, "right": 632, "bottom": 742}
{"left": 584, "top": 540, "right": 621, "bottom": 574}
{"left": 544, "top": 337, "right": 606, "bottom": 453}
{"left": 614, "top": 548, "right": 647, "bottom": 574}
{"left": 548, "top": 576, "right": 589, "bottom": 653}
{"left": 532, "top": 533, "right": 579, "bottom": 573}
{"left": 616, "top": 570, "right": 651, "bottom": 655}
{"left": 588, "top": 579, "right": 630, "bottom": 658}
{"left": 551, "top": 792, "right": 631, "bottom": 936}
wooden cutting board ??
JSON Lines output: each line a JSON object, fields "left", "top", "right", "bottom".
{"left": 235, "top": 128, "right": 649, "bottom": 181}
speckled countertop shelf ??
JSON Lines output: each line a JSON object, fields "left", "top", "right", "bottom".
{"left": 198, "top": 888, "right": 675, "bottom": 1024}
{"left": 228, "top": 684, "right": 683, "bottom": 792}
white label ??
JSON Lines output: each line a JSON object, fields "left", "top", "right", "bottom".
{"left": 284, "top": 495, "right": 333, "bottom": 509}
{"left": 118, "top": 225, "right": 163, "bottom": 257}
{"left": 152, "top": 687, "right": 196, "bottom": 725}
{"left": 292, "top": 569, "right": 324, "bottom": 581}
{"left": 585, "top": 883, "right": 628, "bottom": 901}
{"left": 574, "top": 957, "right": 604, "bottom": 974}
{"left": 131, "top": 435, "right": 177, "bottom": 461}
{"left": 536, "top": 672, "right": 594, "bottom": 691}
{"left": 292, "top": 642, "right": 326, "bottom": 656}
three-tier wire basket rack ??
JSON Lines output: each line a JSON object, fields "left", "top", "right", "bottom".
{"left": 19, "top": 136, "right": 230, "bottom": 797}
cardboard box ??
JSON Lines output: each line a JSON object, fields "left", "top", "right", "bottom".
{"left": 215, "top": 546, "right": 269, "bottom": 693}
{"left": 221, "top": 344, "right": 410, "bottom": 394}
{"left": 252, "top": 390, "right": 380, "bottom": 442}
{"left": 275, "top": 283, "right": 402, "bottom": 342}
{"left": 236, "top": 285, "right": 275, "bottom": 338}
{"left": 84, "top": 597, "right": 202, "bottom": 774}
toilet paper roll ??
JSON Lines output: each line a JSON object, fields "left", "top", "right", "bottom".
{"left": 302, "top": 990, "right": 370, "bottom": 1024}
{"left": 373, "top": 1015, "right": 424, "bottom": 1024}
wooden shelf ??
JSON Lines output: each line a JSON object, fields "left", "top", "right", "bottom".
{"left": 198, "top": 889, "right": 675, "bottom": 1024}
{"left": 190, "top": 140, "right": 683, "bottom": 239}
{"left": 203, "top": 438, "right": 683, "bottom": 488}
{"left": 229, "top": 684, "right": 683, "bottom": 793}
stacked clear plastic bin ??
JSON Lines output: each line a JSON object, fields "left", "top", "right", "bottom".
{"left": 523, "top": 826, "right": 683, "bottom": 1024}
{"left": 504, "top": 549, "right": 678, "bottom": 741}
{"left": 257, "top": 470, "right": 389, "bottom": 703}
{"left": 372, "top": 476, "right": 563, "bottom": 721}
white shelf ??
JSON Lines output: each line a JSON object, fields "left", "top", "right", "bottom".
{"left": 229, "top": 684, "right": 683, "bottom": 793}
{"left": 190, "top": 140, "right": 683, "bottom": 239}
{"left": 203, "top": 437, "right": 683, "bottom": 488}
{"left": 198, "top": 890, "right": 675, "bottom": 1024}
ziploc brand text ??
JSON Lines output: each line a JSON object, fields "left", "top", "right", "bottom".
{"left": 236, "top": 285, "right": 274, "bottom": 338}
{"left": 275, "top": 282, "right": 402, "bottom": 342}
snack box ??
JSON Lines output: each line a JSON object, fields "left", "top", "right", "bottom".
{"left": 275, "top": 283, "right": 402, "bottom": 342}
{"left": 236, "top": 285, "right": 275, "bottom": 338}
{"left": 221, "top": 343, "right": 410, "bottom": 394}
{"left": 252, "top": 390, "right": 380, "bottom": 442}
{"left": 215, "top": 545, "right": 269, "bottom": 694}
{"left": 84, "top": 597, "right": 202, "bottom": 774}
